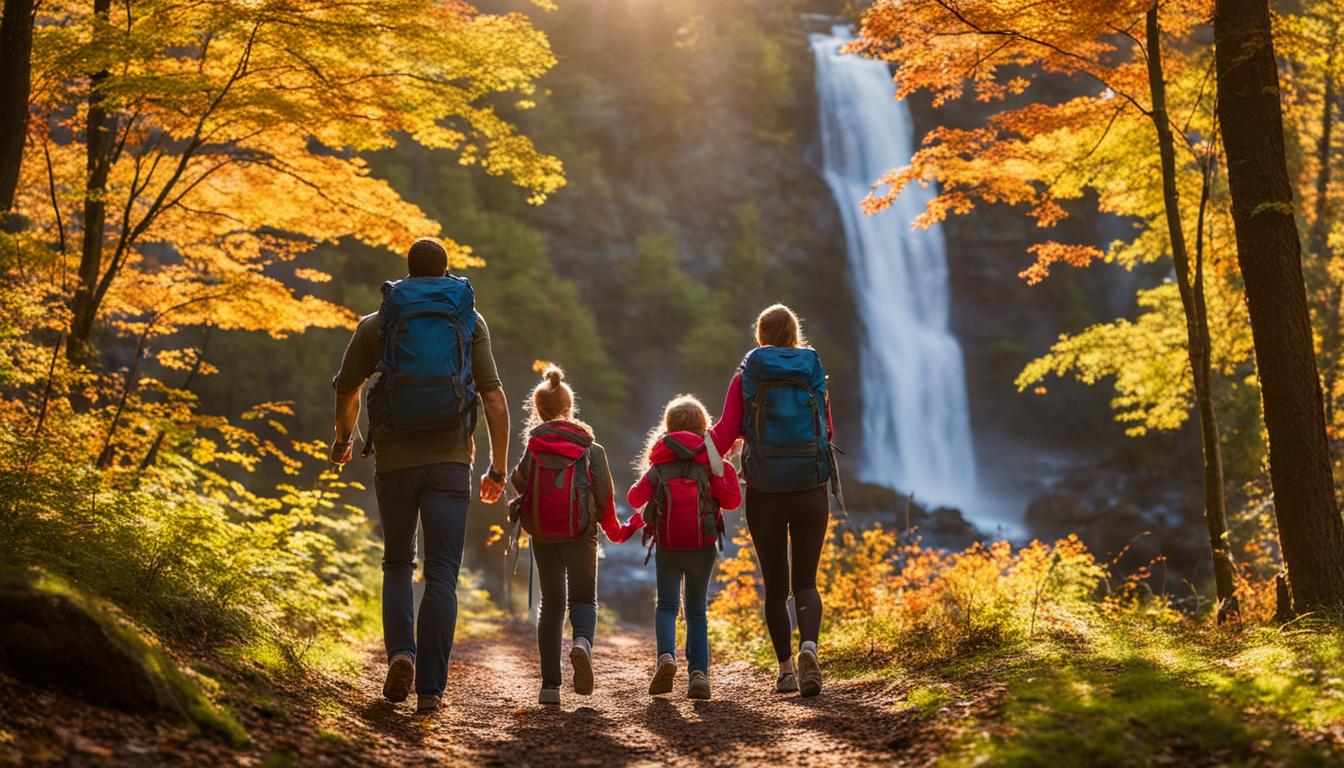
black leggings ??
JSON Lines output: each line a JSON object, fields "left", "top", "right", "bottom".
{"left": 744, "top": 485, "right": 829, "bottom": 662}
{"left": 533, "top": 536, "right": 598, "bottom": 689}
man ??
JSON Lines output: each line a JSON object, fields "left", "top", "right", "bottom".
{"left": 330, "top": 237, "right": 509, "bottom": 714}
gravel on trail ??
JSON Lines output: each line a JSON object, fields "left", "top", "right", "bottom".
{"left": 0, "top": 620, "right": 951, "bottom": 766}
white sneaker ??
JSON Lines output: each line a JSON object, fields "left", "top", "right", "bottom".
{"left": 798, "top": 646, "right": 822, "bottom": 697}
{"left": 570, "top": 637, "right": 594, "bottom": 695}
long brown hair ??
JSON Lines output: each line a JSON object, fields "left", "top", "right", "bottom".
{"left": 636, "top": 394, "right": 711, "bottom": 474}
{"left": 755, "top": 303, "right": 807, "bottom": 348}
{"left": 522, "top": 363, "right": 593, "bottom": 438}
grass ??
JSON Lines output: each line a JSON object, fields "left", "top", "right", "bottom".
{"left": 905, "top": 684, "right": 955, "bottom": 716}
{"left": 918, "top": 622, "right": 1344, "bottom": 767}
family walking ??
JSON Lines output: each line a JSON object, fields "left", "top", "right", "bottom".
{"left": 331, "top": 238, "right": 839, "bottom": 713}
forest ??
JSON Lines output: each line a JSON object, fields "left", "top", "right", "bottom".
{"left": 3, "top": 0, "right": 1344, "bottom": 765}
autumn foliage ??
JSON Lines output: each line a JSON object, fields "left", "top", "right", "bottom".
{"left": 0, "top": 0, "right": 561, "bottom": 656}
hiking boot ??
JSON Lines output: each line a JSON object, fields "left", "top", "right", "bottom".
{"left": 415, "top": 694, "right": 442, "bottom": 714}
{"left": 383, "top": 653, "right": 414, "bottom": 703}
{"left": 570, "top": 637, "right": 594, "bottom": 696}
{"left": 649, "top": 653, "right": 676, "bottom": 696}
{"left": 687, "top": 670, "right": 711, "bottom": 700}
{"left": 798, "top": 647, "right": 822, "bottom": 697}
{"left": 776, "top": 671, "right": 799, "bottom": 693}
{"left": 538, "top": 687, "right": 561, "bottom": 705}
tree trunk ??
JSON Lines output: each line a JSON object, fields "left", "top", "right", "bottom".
{"left": 68, "top": 0, "right": 114, "bottom": 361}
{"left": 0, "top": 0, "right": 35, "bottom": 215}
{"left": 1215, "top": 0, "right": 1344, "bottom": 613}
{"left": 1146, "top": 8, "right": 1239, "bottom": 621}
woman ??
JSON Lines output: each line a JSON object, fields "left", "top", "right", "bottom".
{"left": 509, "top": 365, "right": 641, "bottom": 705}
{"left": 710, "top": 304, "right": 835, "bottom": 697}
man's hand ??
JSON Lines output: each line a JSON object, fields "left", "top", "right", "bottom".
{"left": 479, "top": 388, "right": 510, "bottom": 503}
{"left": 330, "top": 438, "right": 354, "bottom": 466}
{"left": 333, "top": 387, "right": 361, "bottom": 466}
{"left": 480, "top": 469, "right": 505, "bottom": 504}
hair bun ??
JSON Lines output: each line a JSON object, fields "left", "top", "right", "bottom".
{"left": 543, "top": 364, "right": 565, "bottom": 387}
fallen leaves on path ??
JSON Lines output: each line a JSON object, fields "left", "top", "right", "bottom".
{"left": 1, "top": 619, "right": 952, "bottom": 766}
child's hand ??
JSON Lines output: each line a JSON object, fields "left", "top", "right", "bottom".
{"left": 618, "top": 515, "right": 644, "bottom": 543}
{"left": 726, "top": 437, "right": 744, "bottom": 458}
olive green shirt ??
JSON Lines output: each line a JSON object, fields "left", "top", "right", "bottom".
{"left": 333, "top": 310, "right": 502, "bottom": 473}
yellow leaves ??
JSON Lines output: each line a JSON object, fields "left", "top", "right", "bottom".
{"left": 292, "top": 268, "right": 331, "bottom": 284}
{"left": 19, "top": 0, "right": 563, "bottom": 358}
{"left": 1017, "top": 280, "right": 1255, "bottom": 435}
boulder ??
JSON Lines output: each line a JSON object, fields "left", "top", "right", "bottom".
{"left": 0, "top": 569, "right": 245, "bottom": 745}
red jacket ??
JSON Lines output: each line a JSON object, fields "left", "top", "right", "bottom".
{"left": 510, "top": 420, "right": 642, "bottom": 544}
{"left": 627, "top": 431, "right": 743, "bottom": 514}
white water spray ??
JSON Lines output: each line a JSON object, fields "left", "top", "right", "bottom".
{"left": 810, "top": 25, "right": 978, "bottom": 511}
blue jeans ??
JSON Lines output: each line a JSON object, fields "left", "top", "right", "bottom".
{"left": 655, "top": 543, "right": 717, "bottom": 674}
{"left": 375, "top": 462, "right": 470, "bottom": 698}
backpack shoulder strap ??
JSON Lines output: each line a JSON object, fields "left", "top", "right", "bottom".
{"left": 660, "top": 435, "right": 701, "bottom": 462}
{"left": 703, "top": 432, "right": 724, "bottom": 478}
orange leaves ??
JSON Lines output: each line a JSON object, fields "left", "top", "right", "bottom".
{"left": 1019, "top": 242, "right": 1105, "bottom": 284}
{"left": 18, "top": 0, "right": 559, "bottom": 364}
{"left": 858, "top": 0, "right": 1155, "bottom": 106}
{"left": 863, "top": 94, "right": 1124, "bottom": 232}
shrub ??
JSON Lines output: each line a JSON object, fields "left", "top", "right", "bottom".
{"left": 710, "top": 523, "right": 1111, "bottom": 671}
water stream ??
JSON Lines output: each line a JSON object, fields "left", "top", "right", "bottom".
{"left": 810, "top": 25, "right": 979, "bottom": 513}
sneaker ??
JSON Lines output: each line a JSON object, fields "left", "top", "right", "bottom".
{"left": 776, "top": 671, "right": 799, "bottom": 693}
{"left": 415, "top": 694, "right": 442, "bottom": 714}
{"left": 538, "top": 687, "right": 561, "bottom": 705}
{"left": 570, "top": 637, "right": 594, "bottom": 696}
{"left": 687, "top": 670, "right": 711, "bottom": 700}
{"left": 383, "top": 653, "right": 414, "bottom": 703}
{"left": 798, "top": 647, "right": 822, "bottom": 697}
{"left": 649, "top": 653, "right": 676, "bottom": 696}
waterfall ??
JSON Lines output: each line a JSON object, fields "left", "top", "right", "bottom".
{"left": 810, "top": 25, "right": 978, "bottom": 512}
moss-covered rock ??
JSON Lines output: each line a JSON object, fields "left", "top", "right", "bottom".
{"left": 0, "top": 569, "right": 246, "bottom": 746}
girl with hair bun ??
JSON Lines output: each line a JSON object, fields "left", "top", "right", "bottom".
{"left": 508, "top": 364, "right": 642, "bottom": 706}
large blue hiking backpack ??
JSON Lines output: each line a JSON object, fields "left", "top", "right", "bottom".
{"left": 365, "top": 276, "right": 478, "bottom": 449}
{"left": 740, "top": 347, "right": 836, "bottom": 494}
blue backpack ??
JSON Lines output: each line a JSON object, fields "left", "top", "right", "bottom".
{"left": 365, "top": 276, "right": 478, "bottom": 448}
{"left": 741, "top": 347, "right": 836, "bottom": 494}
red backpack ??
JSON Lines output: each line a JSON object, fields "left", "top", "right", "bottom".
{"left": 641, "top": 434, "right": 726, "bottom": 563}
{"left": 509, "top": 422, "right": 595, "bottom": 543}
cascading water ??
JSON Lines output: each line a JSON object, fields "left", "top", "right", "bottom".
{"left": 810, "top": 25, "right": 978, "bottom": 512}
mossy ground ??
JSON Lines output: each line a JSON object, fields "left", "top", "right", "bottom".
{"left": 846, "top": 621, "right": 1344, "bottom": 767}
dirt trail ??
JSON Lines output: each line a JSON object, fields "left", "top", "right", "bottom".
{"left": 0, "top": 620, "right": 946, "bottom": 766}
{"left": 334, "top": 621, "right": 930, "bottom": 767}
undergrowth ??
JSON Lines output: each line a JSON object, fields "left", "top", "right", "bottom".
{"left": 708, "top": 520, "right": 1344, "bottom": 765}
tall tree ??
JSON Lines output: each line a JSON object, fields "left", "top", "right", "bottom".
{"left": 856, "top": 0, "right": 1243, "bottom": 618}
{"left": 1215, "top": 0, "right": 1344, "bottom": 612}
{"left": 0, "top": 0, "right": 35, "bottom": 214}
